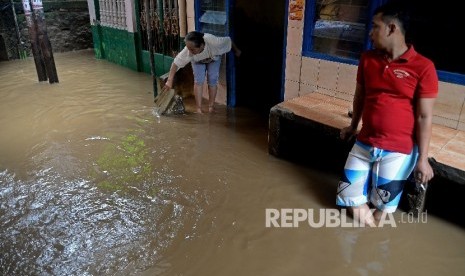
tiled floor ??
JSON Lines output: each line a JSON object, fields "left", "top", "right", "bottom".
{"left": 278, "top": 93, "right": 465, "bottom": 173}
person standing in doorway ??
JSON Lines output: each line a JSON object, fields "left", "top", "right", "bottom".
{"left": 162, "top": 31, "right": 241, "bottom": 113}
{"left": 337, "top": 2, "right": 438, "bottom": 226}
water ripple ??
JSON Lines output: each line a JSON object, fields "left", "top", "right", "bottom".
{"left": 0, "top": 166, "right": 203, "bottom": 275}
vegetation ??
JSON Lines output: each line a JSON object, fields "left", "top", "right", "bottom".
{"left": 93, "top": 132, "right": 154, "bottom": 194}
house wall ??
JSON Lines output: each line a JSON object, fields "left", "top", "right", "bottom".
{"left": 283, "top": 0, "right": 465, "bottom": 131}
{"left": 88, "top": 0, "right": 140, "bottom": 71}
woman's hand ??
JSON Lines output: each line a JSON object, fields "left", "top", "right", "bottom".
{"left": 234, "top": 48, "right": 242, "bottom": 57}
{"left": 162, "top": 79, "right": 173, "bottom": 92}
{"left": 231, "top": 41, "right": 242, "bottom": 57}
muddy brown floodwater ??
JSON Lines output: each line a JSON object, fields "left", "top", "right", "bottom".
{"left": 0, "top": 50, "right": 464, "bottom": 276}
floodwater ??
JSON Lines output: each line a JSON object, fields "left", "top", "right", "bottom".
{"left": 0, "top": 50, "right": 464, "bottom": 276}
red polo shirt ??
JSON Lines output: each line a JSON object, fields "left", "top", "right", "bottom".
{"left": 356, "top": 46, "right": 438, "bottom": 154}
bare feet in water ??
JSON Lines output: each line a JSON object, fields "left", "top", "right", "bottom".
{"left": 193, "top": 106, "right": 216, "bottom": 114}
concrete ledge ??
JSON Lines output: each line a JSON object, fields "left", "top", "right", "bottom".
{"left": 268, "top": 102, "right": 352, "bottom": 172}
{"left": 429, "top": 158, "right": 465, "bottom": 185}
{"left": 268, "top": 93, "right": 465, "bottom": 226}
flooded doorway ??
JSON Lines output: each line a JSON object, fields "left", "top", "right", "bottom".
{"left": 232, "top": 0, "right": 286, "bottom": 115}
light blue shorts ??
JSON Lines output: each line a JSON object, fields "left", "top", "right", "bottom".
{"left": 191, "top": 58, "right": 221, "bottom": 86}
{"left": 336, "top": 140, "right": 418, "bottom": 213}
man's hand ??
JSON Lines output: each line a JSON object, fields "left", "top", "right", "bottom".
{"left": 414, "top": 157, "right": 434, "bottom": 184}
{"left": 340, "top": 125, "right": 357, "bottom": 141}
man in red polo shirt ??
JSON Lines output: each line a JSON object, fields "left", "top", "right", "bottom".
{"left": 337, "top": 2, "right": 438, "bottom": 226}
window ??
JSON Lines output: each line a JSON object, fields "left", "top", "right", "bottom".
{"left": 311, "top": 0, "right": 369, "bottom": 60}
{"left": 302, "top": 0, "right": 465, "bottom": 84}
{"left": 195, "top": 0, "right": 229, "bottom": 37}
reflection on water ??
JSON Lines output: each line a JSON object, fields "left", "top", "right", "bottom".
{"left": 1, "top": 50, "right": 465, "bottom": 275}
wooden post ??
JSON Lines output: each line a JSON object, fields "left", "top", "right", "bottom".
{"left": 32, "top": 0, "right": 59, "bottom": 84}
{"left": 145, "top": 0, "right": 158, "bottom": 97}
{"left": 21, "top": 0, "right": 47, "bottom": 81}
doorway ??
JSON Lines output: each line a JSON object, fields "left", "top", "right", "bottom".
{"left": 232, "top": 0, "right": 286, "bottom": 115}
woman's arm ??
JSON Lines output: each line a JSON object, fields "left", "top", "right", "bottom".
{"left": 162, "top": 62, "right": 179, "bottom": 92}
{"left": 231, "top": 41, "right": 242, "bottom": 57}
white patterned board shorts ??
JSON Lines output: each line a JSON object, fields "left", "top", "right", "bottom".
{"left": 336, "top": 140, "right": 418, "bottom": 213}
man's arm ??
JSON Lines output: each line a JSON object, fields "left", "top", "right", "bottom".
{"left": 340, "top": 83, "right": 365, "bottom": 140}
{"left": 414, "top": 97, "right": 436, "bottom": 184}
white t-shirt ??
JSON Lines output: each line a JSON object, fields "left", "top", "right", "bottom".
{"left": 174, "top": 33, "right": 232, "bottom": 68}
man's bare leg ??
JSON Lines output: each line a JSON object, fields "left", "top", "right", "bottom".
{"left": 350, "top": 204, "right": 376, "bottom": 227}
{"left": 194, "top": 83, "right": 203, "bottom": 113}
{"left": 208, "top": 85, "right": 217, "bottom": 113}
{"left": 373, "top": 209, "right": 387, "bottom": 222}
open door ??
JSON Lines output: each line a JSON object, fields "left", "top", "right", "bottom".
{"left": 193, "top": 0, "right": 285, "bottom": 112}
{"left": 195, "top": 0, "right": 237, "bottom": 107}
{"left": 232, "top": 0, "right": 286, "bottom": 115}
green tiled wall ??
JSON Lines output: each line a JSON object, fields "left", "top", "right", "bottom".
{"left": 91, "top": 25, "right": 173, "bottom": 76}
{"left": 140, "top": 51, "right": 174, "bottom": 77}
{"left": 91, "top": 26, "right": 139, "bottom": 71}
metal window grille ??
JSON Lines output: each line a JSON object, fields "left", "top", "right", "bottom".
{"left": 139, "top": 0, "right": 181, "bottom": 57}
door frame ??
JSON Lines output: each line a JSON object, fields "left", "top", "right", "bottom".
{"left": 194, "top": 0, "right": 237, "bottom": 107}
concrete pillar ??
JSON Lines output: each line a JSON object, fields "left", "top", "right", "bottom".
{"left": 87, "top": 0, "right": 97, "bottom": 24}
{"left": 124, "top": 0, "right": 136, "bottom": 32}
{"left": 178, "top": 0, "right": 187, "bottom": 37}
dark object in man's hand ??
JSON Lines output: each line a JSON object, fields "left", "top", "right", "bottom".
{"left": 405, "top": 174, "right": 428, "bottom": 217}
